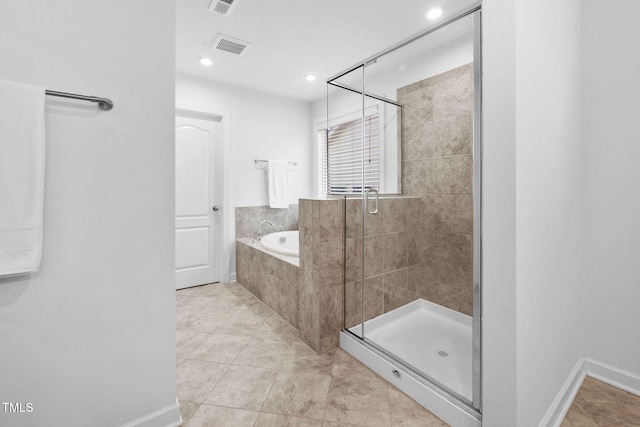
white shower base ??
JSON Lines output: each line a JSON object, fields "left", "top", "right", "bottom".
{"left": 349, "top": 298, "right": 472, "bottom": 400}
{"left": 341, "top": 298, "right": 480, "bottom": 427}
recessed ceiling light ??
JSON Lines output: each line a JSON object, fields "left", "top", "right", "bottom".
{"left": 305, "top": 74, "right": 316, "bottom": 82}
{"left": 199, "top": 57, "right": 213, "bottom": 66}
{"left": 426, "top": 7, "right": 443, "bottom": 20}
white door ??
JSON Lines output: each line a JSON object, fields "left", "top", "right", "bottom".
{"left": 175, "top": 112, "right": 221, "bottom": 289}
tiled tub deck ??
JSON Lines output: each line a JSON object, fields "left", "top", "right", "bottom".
{"left": 235, "top": 238, "right": 300, "bottom": 331}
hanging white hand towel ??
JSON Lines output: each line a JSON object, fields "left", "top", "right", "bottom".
{"left": 268, "top": 160, "right": 289, "bottom": 209}
{"left": 0, "top": 79, "right": 46, "bottom": 277}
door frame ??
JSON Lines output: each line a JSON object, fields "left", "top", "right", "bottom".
{"left": 176, "top": 103, "right": 231, "bottom": 284}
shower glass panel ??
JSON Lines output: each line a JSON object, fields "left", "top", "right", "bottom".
{"left": 326, "top": 65, "right": 366, "bottom": 340}
{"left": 331, "top": 8, "right": 481, "bottom": 413}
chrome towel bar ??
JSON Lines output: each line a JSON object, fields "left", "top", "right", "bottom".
{"left": 45, "top": 90, "right": 113, "bottom": 111}
{"left": 254, "top": 159, "right": 298, "bottom": 166}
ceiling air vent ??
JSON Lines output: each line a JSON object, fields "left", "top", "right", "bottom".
{"left": 208, "top": 0, "right": 238, "bottom": 17}
{"left": 211, "top": 33, "right": 251, "bottom": 56}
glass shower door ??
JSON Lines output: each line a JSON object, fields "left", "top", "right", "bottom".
{"left": 326, "top": 64, "right": 366, "bottom": 340}
{"left": 333, "top": 6, "right": 482, "bottom": 413}
{"left": 328, "top": 64, "right": 402, "bottom": 341}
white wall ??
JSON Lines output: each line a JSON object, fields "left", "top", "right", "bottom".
{"left": 480, "top": 0, "right": 518, "bottom": 424}
{"left": 582, "top": 0, "right": 640, "bottom": 376}
{"left": 514, "top": 0, "right": 583, "bottom": 425}
{"left": 482, "top": 0, "right": 584, "bottom": 425}
{"left": 175, "top": 74, "right": 313, "bottom": 280}
{"left": 176, "top": 74, "right": 313, "bottom": 208}
{"left": 0, "top": 1, "right": 178, "bottom": 427}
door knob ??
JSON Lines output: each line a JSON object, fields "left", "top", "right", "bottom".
{"left": 212, "top": 206, "right": 220, "bottom": 212}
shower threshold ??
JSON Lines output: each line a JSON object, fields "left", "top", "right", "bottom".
{"left": 341, "top": 299, "right": 480, "bottom": 427}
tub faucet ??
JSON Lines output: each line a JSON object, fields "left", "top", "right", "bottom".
{"left": 253, "top": 219, "right": 274, "bottom": 242}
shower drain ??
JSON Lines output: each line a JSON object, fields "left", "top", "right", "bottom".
{"left": 437, "top": 350, "right": 449, "bottom": 357}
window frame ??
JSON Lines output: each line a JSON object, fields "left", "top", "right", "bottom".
{"left": 314, "top": 103, "right": 386, "bottom": 198}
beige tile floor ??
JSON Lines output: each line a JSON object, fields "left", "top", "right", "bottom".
{"left": 177, "top": 282, "right": 640, "bottom": 427}
{"left": 562, "top": 376, "right": 640, "bottom": 426}
{"left": 176, "top": 282, "right": 448, "bottom": 427}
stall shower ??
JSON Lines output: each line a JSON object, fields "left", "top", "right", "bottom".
{"left": 326, "top": 4, "right": 482, "bottom": 426}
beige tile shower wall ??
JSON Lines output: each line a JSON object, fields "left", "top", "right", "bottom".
{"left": 235, "top": 239, "right": 300, "bottom": 329}
{"left": 343, "top": 197, "right": 424, "bottom": 329}
{"left": 398, "top": 63, "right": 474, "bottom": 316}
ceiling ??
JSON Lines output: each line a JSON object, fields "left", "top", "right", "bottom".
{"left": 176, "top": 0, "right": 477, "bottom": 103}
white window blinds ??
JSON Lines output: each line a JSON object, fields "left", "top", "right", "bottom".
{"left": 318, "top": 113, "right": 380, "bottom": 196}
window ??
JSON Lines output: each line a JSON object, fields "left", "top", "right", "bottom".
{"left": 317, "top": 113, "right": 380, "bottom": 196}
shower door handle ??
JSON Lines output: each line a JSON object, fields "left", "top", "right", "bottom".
{"left": 365, "top": 188, "right": 379, "bottom": 215}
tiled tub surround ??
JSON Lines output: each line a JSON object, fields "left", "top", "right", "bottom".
{"left": 235, "top": 204, "right": 298, "bottom": 239}
{"left": 236, "top": 238, "right": 300, "bottom": 330}
{"left": 236, "top": 198, "right": 344, "bottom": 354}
{"left": 397, "top": 62, "right": 474, "bottom": 316}
{"left": 298, "top": 198, "right": 344, "bottom": 354}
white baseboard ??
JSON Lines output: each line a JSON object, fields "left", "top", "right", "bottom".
{"left": 540, "top": 357, "right": 640, "bottom": 427}
{"left": 120, "top": 400, "right": 181, "bottom": 427}
{"left": 584, "top": 357, "right": 640, "bottom": 397}
{"left": 539, "top": 357, "right": 586, "bottom": 427}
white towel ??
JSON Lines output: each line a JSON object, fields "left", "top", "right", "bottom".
{"left": 0, "top": 79, "right": 46, "bottom": 277}
{"left": 267, "top": 160, "right": 289, "bottom": 209}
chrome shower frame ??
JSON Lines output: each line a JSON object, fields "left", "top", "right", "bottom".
{"left": 329, "top": 2, "right": 483, "bottom": 425}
